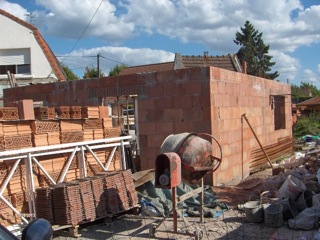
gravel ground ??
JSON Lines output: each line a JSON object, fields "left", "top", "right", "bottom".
{"left": 52, "top": 210, "right": 318, "bottom": 240}
{"left": 52, "top": 169, "right": 320, "bottom": 239}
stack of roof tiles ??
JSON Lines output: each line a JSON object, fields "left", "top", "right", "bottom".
{"left": 77, "top": 179, "right": 96, "bottom": 221}
{"left": 35, "top": 187, "right": 53, "bottom": 223}
{"left": 51, "top": 183, "right": 83, "bottom": 225}
{"left": 122, "top": 170, "right": 139, "bottom": 207}
{"left": 32, "top": 170, "right": 138, "bottom": 226}
{"left": 89, "top": 176, "right": 108, "bottom": 218}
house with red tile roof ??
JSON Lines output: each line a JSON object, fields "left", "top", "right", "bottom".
{"left": 0, "top": 9, "right": 66, "bottom": 104}
{"left": 119, "top": 52, "right": 243, "bottom": 75}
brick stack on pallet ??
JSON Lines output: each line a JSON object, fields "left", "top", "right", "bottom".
{"left": 34, "top": 107, "right": 55, "bottom": 120}
{"left": 56, "top": 106, "right": 71, "bottom": 119}
{"left": 31, "top": 121, "right": 60, "bottom": 146}
{"left": 60, "top": 120, "right": 84, "bottom": 144}
{"left": 0, "top": 102, "right": 130, "bottom": 227}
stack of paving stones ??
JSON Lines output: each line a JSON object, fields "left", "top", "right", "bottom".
{"left": 77, "top": 179, "right": 96, "bottom": 221}
{"left": 51, "top": 183, "right": 83, "bottom": 225}
{"left": 88, "top": 176, "right": 108, "bottom": 218}
{"left": 35, "top": 187, "right": 53, "bottom": 223}
{"left": 121, "top": 170, "right": 139, "bottom": 207}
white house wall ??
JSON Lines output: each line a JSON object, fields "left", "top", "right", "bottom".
{"left": 0, "top": 14, "right": 57, "bottom": 80}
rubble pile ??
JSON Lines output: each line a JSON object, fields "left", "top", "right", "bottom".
{"left": 252, "top": 147, "right": 320, "bottom": 230}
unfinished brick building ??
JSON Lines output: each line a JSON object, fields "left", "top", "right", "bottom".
{"left": 4, "top": 66, "right": 292, "bottom": 186}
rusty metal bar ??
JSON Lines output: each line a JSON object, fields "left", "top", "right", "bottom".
{"left": 242, "top": 114, "right": 273, "bottom": 169}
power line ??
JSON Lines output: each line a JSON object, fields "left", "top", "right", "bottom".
{"left": 100, "top": 54, "right": 130, "bottom": 66}
{"left": 60, "top": 0, "right": 104, "bottom": 64}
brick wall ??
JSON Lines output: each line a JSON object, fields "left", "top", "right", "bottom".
{"left": 3, "top": 66, "right": 292, "bottom": 186}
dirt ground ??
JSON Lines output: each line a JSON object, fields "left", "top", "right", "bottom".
{"left": 52, "top": 168, "right": 320, "bottom": 240}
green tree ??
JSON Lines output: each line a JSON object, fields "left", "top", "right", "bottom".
{"left": 234, "top": 20, "right": 279, "bottom": 80}
{"left": 291, "top": 82, "right": 320, "bottom": 103}
{"left": 83, "top": 66, "right": 104, "bottom": 78}
{"left": 61, "top": 64, "right": 79, "bottom": 80}
{"left": 108, "top": 64, "right": 127, "bottom": 77}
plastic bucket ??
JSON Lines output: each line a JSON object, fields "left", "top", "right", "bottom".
{"left": 244, "top": 200, "right": 264, "bottom": 223}
{"left": 260, "top": 191, "right": 279, "bottom": 204}
{"left": 296, "top": 189, "right": 314, "bottom": 211}
{"left": 279, "top": 175, "right": 306, "bottom": 200}
{"left": 279, "top": 198, "right": 298, "bottom": 220}
{"left": 264, "top": 203, "right": 283, "bottom": 227}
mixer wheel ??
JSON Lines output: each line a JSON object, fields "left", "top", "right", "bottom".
{"left": 194, "top": 228, "right": 203, "bottom": 240}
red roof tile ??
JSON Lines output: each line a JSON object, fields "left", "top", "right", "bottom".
{"left": 296, "top": 96, "right": 320, "bottom": 106}
{"left": 119, "top": 53, "right": 242, "bottom": 76}
{"left": 0, "top": 9, "right": 66, "bottom": 81}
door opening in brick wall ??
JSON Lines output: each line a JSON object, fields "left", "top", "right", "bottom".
{"left": 274, "top": 96, "right": 286, "bottom": 130}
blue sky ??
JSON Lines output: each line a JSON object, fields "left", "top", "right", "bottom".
{"left": 1, "top": 0, "right": 320, "bottom": 87}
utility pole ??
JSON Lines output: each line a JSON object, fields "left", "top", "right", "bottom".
{"left": 97, "top": 53, "right": 100, "bottom": 77}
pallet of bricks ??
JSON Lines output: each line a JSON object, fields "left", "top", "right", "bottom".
{"left": 0, "top": 101, "right": 127, "bottom": 227}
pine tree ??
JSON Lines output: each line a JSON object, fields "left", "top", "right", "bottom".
{"left": 234, "top": 21, "right": 279, "bottom": 80}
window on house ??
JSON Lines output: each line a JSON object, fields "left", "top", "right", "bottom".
{"left": 274, "top": 96, "right": 286, "bottom": 130}
{"left": 0, "top": 48, "right": 31, "bottom": 75}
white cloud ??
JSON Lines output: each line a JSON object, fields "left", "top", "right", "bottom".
{"left": 270, "top": 50, "right": 300, "bottom": 84}
{"left": 301, "top": 69, "right": 319, "bottom": 85}
{"left": 34, "top": 0, "right": 135, "bottom": 42}
{"left": 0, "top": 1, "right": 29, "bottom": 20}
{"left": 1, "top": 0, "right": 319, "bottom": 85}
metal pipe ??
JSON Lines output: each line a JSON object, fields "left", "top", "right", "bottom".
{"left": 242, "top": 114, "right": 273, "bottom": 169}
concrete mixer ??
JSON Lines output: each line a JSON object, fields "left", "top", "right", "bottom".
{"left": 151, "top": 132, "right": 222, "bottom": 240}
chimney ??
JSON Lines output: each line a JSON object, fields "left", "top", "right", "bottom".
{"left": 242, "top": 60, "right": 247, "bottom": 74}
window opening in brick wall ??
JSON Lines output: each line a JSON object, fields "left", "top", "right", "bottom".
{"left": 274, "top": 96, "right": 286, "bottom": 130}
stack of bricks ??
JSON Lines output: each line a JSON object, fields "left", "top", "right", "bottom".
{"left": 34, "top": 107, "right": 55, "bottom": 120}
{"left": 82, "top": 106, "right": 99, "bottom": 119}
{"left": 0, "top": 122, "right": 32, "bottom": 150}
{"left": 31, "top": 121, "right": 60, "bottom": 146}
{"left": 83, "top": 119, "right": 103, "bottom": 141}
{"left": 56, "top": 106, "right": 70, "bottom": 119}
{"left": 103, "top": 118, "right": 121, "bottom": 138}
{"left": 0, "top": 163, "right": 15, "bottom": 225}
{"left": 0, "top": 107, "right": 19, "bottom": 121}
{"left": 70, "top": 106, "right": 82, "bottom": 119}
{"left": 60, "top": 120, "right": 84, "bottom": 144}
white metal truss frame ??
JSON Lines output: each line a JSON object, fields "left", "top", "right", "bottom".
{"left": 0, "top": 135, "right": 132, "bottom": 224}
